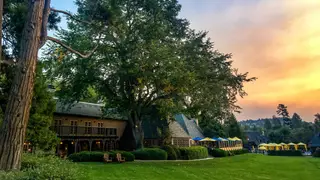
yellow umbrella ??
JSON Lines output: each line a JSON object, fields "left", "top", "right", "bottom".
{"left": 232, "top": 137, "right": 241, "bottom": 140}
{"left": 297, "top": 142, "right": 307, "bottom": 150}
{"left": 200, "top": 137, "right": 215, "bottom": 142}
{"left": 259, "top": 143, "right": 267, "bottom": 146}
{"left": 280, "top": 142, "right": 286, "bottom": 145}
{"left": 288, "top": 142, "right": 295, "bottom": 145}
{"left": 258, "top": 146, "right": 267, "bottom": 150}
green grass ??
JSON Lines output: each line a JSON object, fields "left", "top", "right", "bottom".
{"left": 79, "top": 154, "right": 320, "bottom": 180}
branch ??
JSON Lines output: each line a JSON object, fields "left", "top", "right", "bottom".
{"left": 1, "top": 60, "right": 15, "bottom": 65}
{"left": 50, "top": 8, "right": 92, "bottom": 25}
{"left": 40, "top": 0, "right": 51, "bottom": 48}
{"left": 47, "top": 36, "right": 98, "bottom": 58}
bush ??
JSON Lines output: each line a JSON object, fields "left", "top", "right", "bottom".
{"left": 68, "top": 151, "right": 104, "bottom": 162}
{"left": 313, "top": 148, "right": 320, "bottom": 157}
{"left": 268, "top": 150, "right": 303, "bottom": 156}
{"left": 232, "top": 148, "right": 249, "bottom": 155}
{"left": 109, "top": 151, "right": 135, "bottom": 161}
{"left": 133, "top": 148, "right": 168, "bottom": 160}
{"left": 0, "top": 153, "right": 86, "bottom": 180}
{"left": 171, "top": 145, "right": 181, "bottom": 159}
{"left": 179, "top": 146, "right": 208, "bottom": 160}
{"left": 209, "top": 148, "right": 228, "bottom": 157}
{"left": 161, "top": 145, "right": 178, "bottom": 160}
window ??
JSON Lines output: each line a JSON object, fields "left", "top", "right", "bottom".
{"left": 54, "top": 120, "right": 62, "bottom": 126}
{"left": 85, "top": 121, "right": 92, "bottom": 134}
{"left": 106, "top": 128, "right": 117, "bottom": 136}
{"left": 98, "top": 122, "right": 104, "bottom": 135}
{"left": 70, "top": 121, "right": 77, "bottom": 134}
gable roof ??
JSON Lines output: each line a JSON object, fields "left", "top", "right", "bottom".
{"left": 245, "top": 131, "right": 268, "bottom": 145}
{"left": 55, "top": 101, "right": 126, "bottom": 120}
{"left": 310, "top": 133, "right": 320, "bottom": 147}
{"left": 174, "top": 114, "right": 204, "bottom": 138}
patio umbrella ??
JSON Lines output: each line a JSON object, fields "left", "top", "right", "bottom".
{"left": 200, "top": 137, "right": 215, "bottom": 142}
{"left": 280, "top": 142, "right": 286, "bottom": 145}
{"left": 232, "top": 137, "right": 242, "bottom": 141}
{"left": 258, "top": 146, "right": 267, "bottom": 150}
{"left": 259, "top": 143, "right": 267, "bottom": 146}
{"left": 192, "top": 137, "right": 203, "bottom": 141}
{"left": 288, "top": 142, "right": 296, "bottom": 145}
{"left": 228, "top": 137, "right": 236, "bottom": 141}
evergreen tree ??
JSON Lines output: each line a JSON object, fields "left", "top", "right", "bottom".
{"left": 276, "top": 104, "right": 291, "bottom": 127}
{"left": 224, "top": 114, "right": 243, "bottom": 139}
{"left": 264, "top": 119, "right": 272, "bottom": 130}
{"left": 291, "top": 113, "right": 302, "bottom": 129}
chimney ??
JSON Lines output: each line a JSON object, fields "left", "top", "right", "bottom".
{"left": 192, "top": 118, "right": 199, "bottom": 126}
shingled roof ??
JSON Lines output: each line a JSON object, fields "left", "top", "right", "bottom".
{"left": 55, "top": 101, "right": 127, "bottom": 120}
{"left": 174, "top": 114, "right": 204, "bottom": 138}
{"left": 310, "top": 133, "right": 320, "bottom": 147}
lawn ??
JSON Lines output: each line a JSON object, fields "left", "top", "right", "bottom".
{"left": 79, "top": 154, "right": 320, "bottom": 180}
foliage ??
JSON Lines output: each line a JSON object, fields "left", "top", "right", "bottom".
{"left": 209, "top": 148, "right": 227, "bottom": 157}
{"left": 200, "top": 118, "right": 225, "bottom": 138}
{"left": 291, "top": 113, "right": 302, "bottom": 129}
{"left": 264, "top": 119, "right": 272, "bottom": 130}
{"left": 0, "top": 153, "right": 86, "bottom": 180}
{"left": 161, "top": 145, "right": 178, "bottom": 160}
{"left": 276, "top": 104, "right": 291, "bottom": 127}
{"left": 178, "top": 146, "right": 208, "bottom": 160}
{"left": 68, "top": 151, "right": 135, "bottom": 162}
{"left": 267, "top": 150, "right": 303, "bottom": 156}
{"left": 315, "top": 113, "right": 320, "bottom": 133}
{"left": 313, "top": 149, "right": 320, "bottom": 158}
{"left": 68, "top": 151, "right": 104, "bottom": 162}
{"left": 232, "top": 148, "right": 249, "bottom": 155}
{"left": 44, "top": 0, "right": 255, "bottom": 149}
{"left": 133, "top": 148, "right": 168, "bottom": 160}
{"left": 224, "top": 114, "right": 244, "bottom": 139}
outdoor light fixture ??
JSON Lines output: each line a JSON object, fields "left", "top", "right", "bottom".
{"left": 60, "top": 142, "right": 63, "bottom": 144}
{"left": 71, "top": 142, "right": 74, "bottom": 145}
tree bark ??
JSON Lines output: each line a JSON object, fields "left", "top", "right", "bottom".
{"left": 0, "top": 0, "right": 3, "bottom": 62}
{"left": 0, "top": 0, "right": 45, "bottom": 170}
{"left": 130, "top": 110, "right": 144, "bottom": 149}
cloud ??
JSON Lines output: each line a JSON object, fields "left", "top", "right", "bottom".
{"left": 179, "top": 0, "right": 320, "bottom": 121}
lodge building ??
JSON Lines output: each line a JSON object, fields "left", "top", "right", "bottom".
{"left": 34, "top": 100, "right": 205, "bottom": 156}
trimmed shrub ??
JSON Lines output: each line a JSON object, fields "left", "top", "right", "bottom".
{"left": 232, "top": 148, "right": 249, "bottom": 155}
{"left": 161, "top": 145, "right": 178, "bottom": 160}
{"left": 133, "top": 148, "right": 168, "bottom": 160}
{"left": 313, "top": 148, "right": 320, "bottom": 157}
{"left": 268, "top": 150, "right": 303, "bottom": 156}
{"left": 209, "top": 148, "right": 228, "bottom": 157}
{"left": 68, "top": 151, "right": 104, "bottom": 162}
{"left": 171, "top": 145, "right": 181, "bottom": 159}
{"left": 179, "top": 146, "right": 208, "bottom": 160}
{"left": 109, "top": 151, "right": 135, "bottom": 161}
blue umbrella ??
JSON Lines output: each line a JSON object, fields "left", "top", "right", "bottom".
{"left": 192, "top": 137, "right": 202, "bottom": 141}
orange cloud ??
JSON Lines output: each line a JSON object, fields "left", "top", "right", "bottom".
{"left": 179, "top": 0, "right": 320, "bottom": 121}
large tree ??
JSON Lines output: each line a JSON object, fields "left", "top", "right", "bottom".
{"left": 0, "top": 0, "right": 105, "bottom": 170}
{"left": 291, "top": 112, "right": 302, "bottom": 129}
{"left": 276, "top": 104, "right": 291, "bottom": 127}
{"left": 44, "top": 0, "right": 255, "bottom": 149}
{"left": 224, "top": 113, "right": 244, "bottom": 139}
{"left": 264, "top": 119, "right": 272, "bottom": 130}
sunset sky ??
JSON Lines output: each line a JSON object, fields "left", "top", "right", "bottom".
{"left": 51, "top": 0, "right": 320, "bottom": 122}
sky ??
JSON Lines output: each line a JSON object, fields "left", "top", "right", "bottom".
{"left": 50, "top": 0, "right": 320, "bottom": 122}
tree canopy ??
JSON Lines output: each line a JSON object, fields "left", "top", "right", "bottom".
{"left": 44, "top": 0, "right": 255, "bottom": 149}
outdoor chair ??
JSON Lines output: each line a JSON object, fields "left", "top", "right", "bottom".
{"left": 103, "top": 153, "right": 112, "bottom": 163}
{"left": 116, "top": 153, "right": 125, "bottom": 163}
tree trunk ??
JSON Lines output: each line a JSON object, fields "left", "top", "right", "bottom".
{"left": 0, "top": 0, "right": 3, "bottom": 61}
{"left": 130, "top": 110, "right": 144, "bottom": 149}
{"left": 0, "top": 0, "right": 45, "bottom": 170}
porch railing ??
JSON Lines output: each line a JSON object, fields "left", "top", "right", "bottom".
{"left": 52, "top": 126, "right": 117, "bottom": 137}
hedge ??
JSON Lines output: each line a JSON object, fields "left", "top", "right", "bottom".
{"left": 68, "top": 151, "right": 135, "bottom": 162}
{"left": 133, "top": 148, "right": 168, "bottom": 160}
{"left": 232, "top": 148, "right": 249, "bottom": 155}
{"left": 161, "top": 145, "right": 178, "bottom": 160}
{"left": 313, "top": 149, "right": 320, "bottom": 157}
{"left": 268, "top": 150, "right": 303, "bottom": 156}
{"left": 179, "top": 146, "right": 208, "bottom": 160}
{"left": 209, "top": 148, "right": 228, "bottom": 157}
